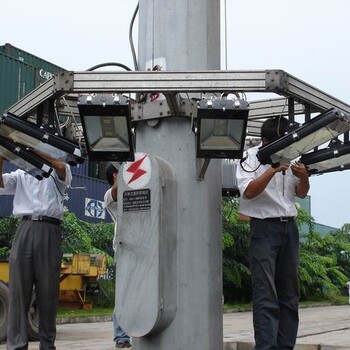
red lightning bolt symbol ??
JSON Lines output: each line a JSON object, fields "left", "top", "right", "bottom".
{"left": 126, "top": 155, "right": 147, "bottom": 185}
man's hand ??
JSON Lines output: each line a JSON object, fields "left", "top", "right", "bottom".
{"left": 292, "top": 161, "right": 310, "bottom": 198}
{"left": 291, "top": 161, "right": 309, "bottom": 179}
{"left": 274, "top": 163, "right": 290, "bottom": 173}
{"left": 31, "top": 148, "right": 67, "bottom": 181}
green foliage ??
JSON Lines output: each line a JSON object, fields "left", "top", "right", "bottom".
{"left": 85, "top": 221, "right": 114, "bottom": 255}
{"left": 299, "top": 227, "right": 348, "bottom": 300}
{"left": 89, "top": 279, "right": 115, "bottom": 308}
{"left": 0, "top": 213, "right": 115, "bottom": 266}
{"left": 0, "top": 216, "right": 20, "bottom": 257}
{"left": 61, "top": 212, "right": 115, "bottom": 267}
{"left": 61, "top": 212, "right": 93, "bottom": 253}
{"left": 222, "top": 200, "right": 349, "bottom": 303}
{"left": 222, "top": 197, "right": 251, "bottom": 303}
{"left": 329, "top": 226, "right": 350, "bottom": 279}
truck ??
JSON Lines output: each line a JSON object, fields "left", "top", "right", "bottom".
{"left": 0, "top": 252, "right": 107, "bottom": 341}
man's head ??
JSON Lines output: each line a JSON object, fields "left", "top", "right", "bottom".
{"left": 261, "top": 117, "right": 289, "bottom": 144}
{"left": 105, "top": 163, "right": 119, "bottom": 186}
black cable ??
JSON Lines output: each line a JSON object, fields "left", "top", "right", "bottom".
{"left": 239, "top": 154, "right": 262, "bottom": 173}
{"left": 86, "top": 62, "right": 133, "bottom": 72}
{"left": 129, "top": 2, "right": 140, "bottom": 71}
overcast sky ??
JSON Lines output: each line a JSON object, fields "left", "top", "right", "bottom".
{"left": 2, "top": 0, "right": 350, "bottom": 228}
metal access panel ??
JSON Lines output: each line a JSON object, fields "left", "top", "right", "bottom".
{"left": 116, "top": 153, "right": 177, "bottom": 337}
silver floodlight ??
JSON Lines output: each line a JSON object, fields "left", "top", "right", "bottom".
{"left": 0, "top": 112, "right": 87, "bottom": 166}
{"left": 300, "top": 142, "right": 350, "bottom": 175}
{"left": 0, "top": 135, "right": 53, "bottom": 180}
{"left": 257, "top": 108, "right": 350, "bottom": 166}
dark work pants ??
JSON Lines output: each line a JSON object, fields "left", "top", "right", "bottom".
{"left": 7, "top": 220, "right": 62, "bottom": 350}
{"left": 250, "top": 218, "right": 300, "bottom": 350}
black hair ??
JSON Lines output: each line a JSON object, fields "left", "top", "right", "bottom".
{"left": 261, "top": 117, "right": 289, "bottom": 143}
{"left": 105, "top": 163, "right": 119, "bottom": 186}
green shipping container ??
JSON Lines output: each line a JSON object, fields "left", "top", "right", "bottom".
{"left": 0, "top": 52, "right": 38, "bottom": 115}
{"left": 0, "top": 43, "right": 65, "bottom": 82}
{"left": 0, "top": 43, "right": 66, "bottom": 115}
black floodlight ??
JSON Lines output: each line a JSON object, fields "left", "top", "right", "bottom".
{"left": 257, "top": 108, "right": 350, "bottom": 166}
{"left": 196, "top": 98, "right": 249, "bottom": 159}
{"left": 300, "top": 142, "right": 350, "bottom": 175}
{"left": 0, "top": 112, "right": 86, "bottom": 166}
{"left": 77, "top": 94, "right": 135, "bottom": 162}
{"left": 0, "top": 135, "right": 53, "bottom": 180}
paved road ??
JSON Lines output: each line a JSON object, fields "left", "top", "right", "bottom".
{"left": 0, "top": 305, "right": 349, "bottom": 349}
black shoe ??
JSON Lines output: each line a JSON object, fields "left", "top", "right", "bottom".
{"left": 116, "top": 341, "right": 131, "bottom": 348}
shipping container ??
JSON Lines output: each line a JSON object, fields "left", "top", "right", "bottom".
{"left": 71, "top": 161, "right": 111, "bottom": 181}
{"left": 0, "top": 52, "right": 37, "bottom": 115}
{"left": 67, "top": 174, "right": 111, "bottom": 223}
{"left": 0, "top": 43, "right": 65, "bottom": 81}
{"left": 71, "top": 161, "right": 89, "bottom": 177}
{"left": 0, "top": 43, "right": 66, "bottom": 116}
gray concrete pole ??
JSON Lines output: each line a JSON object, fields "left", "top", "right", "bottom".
{"left": 128, "top": 1, "right": 223, "bottom": 350}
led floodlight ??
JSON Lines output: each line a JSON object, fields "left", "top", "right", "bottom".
{"left": 257, "top": 108, "right": 350, "bottom": 166}
{"left": 196, "top": 98, "right": 249, "bottom": 159}
{"left": 0, "top": 112, "right": 86, "bottom": 166}
{"left": 78, "top": 94, "right": 135, "bottom": 162}
{"left": 300, "top": 142, "right": 350, "bottom": 175}
{"left": 0, "top": 135, "right": 53, "bottom": 180}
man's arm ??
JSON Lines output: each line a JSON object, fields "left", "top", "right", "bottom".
{"left": 32, "top": 149, "right": 67, "bottom": 181}
{"left": 291, "top": 162, "right": 310, "bottom": 198}
{"left": 244, "top": 163, "right": 290, "bottom": 199}
{"left": 110, "top": 175, "right": 118, "bottom": 201}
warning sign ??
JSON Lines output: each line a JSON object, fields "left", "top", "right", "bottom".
{"left": 123, "top": 152, "right": 151, "bottom": 190}
{"left": 123, "top": 189, "right": 151, "bottom": 212}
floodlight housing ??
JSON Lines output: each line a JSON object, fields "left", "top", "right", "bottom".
{"left": 196, "top": 98, "right": 249, "bottom": 159}
{"left": 300, "top": 142, "right": 350, "bottom": 175}
{"left": 257, "top": 108, "right": 350, "bottom": 166}
{"left": 0, "top": 112, "right": 86, "bottom": 166}
{"left": 78, "top": 94, "right": 135, "bottom": 162}
{"left": 0, "top": 135, "right": 53, "bottom": 180}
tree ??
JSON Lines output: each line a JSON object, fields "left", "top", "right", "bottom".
{"left": 0, "top": 216, "right": 20, "bottom": 257}
{"left": 0, "top": 213, "right": 115, "bottom": 265}
{"left": 222, "top": 198, "right": 348, "bottom": 302}
{"left": 222, "top": 197, "right": 251, "bottom": 303}
{"left": 299, "top": 229, "right": 348, "bottom": 300}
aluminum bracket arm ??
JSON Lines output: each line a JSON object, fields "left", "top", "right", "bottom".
{"left": 7, "top": 69, "right": 350, "bottom": 119}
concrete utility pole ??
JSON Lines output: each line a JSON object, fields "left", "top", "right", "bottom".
{"left": 116, "top": 1, "right": 223, "bottom": 349}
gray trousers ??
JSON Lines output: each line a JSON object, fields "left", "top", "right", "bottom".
{"left": 7, "top": 220, "right": 62, "bottom": 350}
{"left": 250, "top": 218, "right": 300, "bottom": 350}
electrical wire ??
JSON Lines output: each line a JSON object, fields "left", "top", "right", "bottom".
{"left": 277, "top": 98, "right": 288, "bottom": 137}
{"left": 239, "top": 153, "right": 262, "bottom": 173}
{"left": 59, "top": 96, "right": 85, "bottom": 152}
{"left": 129, "top": 2, "right": 140, "bottom": 70}
{"left": 186, "top": 94, "right": 196, "bottom": 134}
{"left": 152, "top": 0, "right": 155, "bottom": 69}
{"left": 86, "top": 62, "right": 132, "bottom": 72}
{"left": 50, "top": 174, "right": 69, "bottom": 202}
{"left": 223, "top": 0, "right": 228, "bottom": 70}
